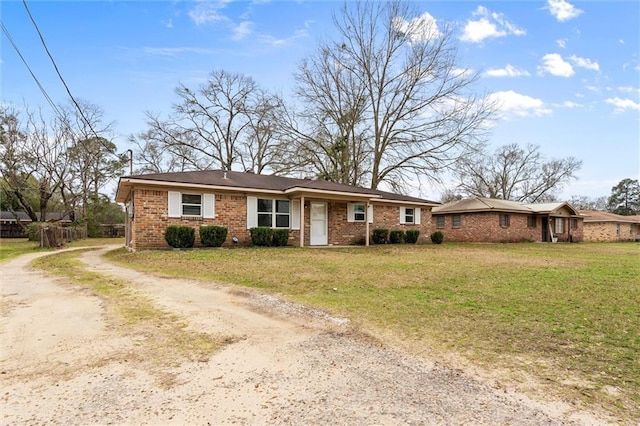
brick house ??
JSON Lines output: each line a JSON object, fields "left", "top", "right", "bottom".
{"left": 580, "top": 210, "right": 640, "bottom": 242}
{"left": 431, "top": 197, "right": 583, "bottom": 243}
{"left": 115, "top": 170, "right": 438, "bottom": 250}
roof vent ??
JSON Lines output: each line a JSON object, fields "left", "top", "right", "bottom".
{"left": 244, "top": 169, "right": 254, "bottom": 174}
{"left": 223, "top": 171, "right": 228, "bottom": 179}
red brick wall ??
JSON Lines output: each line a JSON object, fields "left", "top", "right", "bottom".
{"left": 131, "top": 189, "right": 300, "bottom": 250}
{"left": 129, "top": 188, "right": 433, "bottom": 249}
{"left": 431, "top": 212, "right": 583, "bottom": 243}
{"left": 583, "top": 221, "right": 637, "bottom": 241}
{"left": 317, "top": 201, "right": 431, "bottom": 245}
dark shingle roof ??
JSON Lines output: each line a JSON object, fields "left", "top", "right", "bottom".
{"left": 120, "top": 170, "right": 438, "bottom": 205}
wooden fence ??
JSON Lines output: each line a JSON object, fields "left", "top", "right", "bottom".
{"left": 37, "top": 225, "right": 88, "bottom": 248}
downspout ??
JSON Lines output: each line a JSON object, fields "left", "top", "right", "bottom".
{"left": 299, "top": 196, "right": 305, "bottom": 248}
{"left": 365, "top": 201, "right": 370, "bottom": 247}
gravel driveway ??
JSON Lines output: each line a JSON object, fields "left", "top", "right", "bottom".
{"left": 0, "top": 247, "right": 609, "bottom": 425}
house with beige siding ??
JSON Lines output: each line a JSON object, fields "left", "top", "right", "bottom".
{"left": 431, "top": 197, "right": 583, "bottom": 243}
{"left": 579, "top": 210, "right": 640, "bottom": 242}
{"left": 115, "top": 170, "right": 438, "bottom": 250}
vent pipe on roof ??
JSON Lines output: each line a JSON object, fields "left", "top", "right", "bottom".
{"left": 223, "top": 171, "right": 227, "bottom": 179}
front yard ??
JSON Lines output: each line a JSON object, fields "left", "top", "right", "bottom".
{"left": 106, "top": 242, "right": 639, "bottom": 422}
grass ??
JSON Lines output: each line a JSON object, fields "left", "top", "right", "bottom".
{"left": 0, "top": 238, "right": 48, "bottom": 262}
{"left": 0, "top": 237, "right": 125, "bottom": 263}
{"left": 32, "top": 249, "right": 232, "bottom": 374}
{"left": 106, "top": 242, "right": 640, "bottom": 422}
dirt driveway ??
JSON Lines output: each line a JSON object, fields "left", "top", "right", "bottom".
{"left": 1, "top": 247, "right": 608, "bottom": 425}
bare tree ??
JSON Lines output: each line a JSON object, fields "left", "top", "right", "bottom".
{"left": 568, "top": 195, "right": 607, "bottom": 211}
{"left": 455, "top": 143, "right": 582, "bottom": 203}
{"left": 133, "top": 70, "right": 287, "bottom": 174}
{"left": 239, "top": 90, "right": 291, "bottom": 174}
{"left": 288, "top": 0, "right": 494, "bottom": 190}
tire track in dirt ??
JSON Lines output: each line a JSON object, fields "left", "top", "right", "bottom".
{"left": 0, "top": 246, "right": 610, "bottom": 425}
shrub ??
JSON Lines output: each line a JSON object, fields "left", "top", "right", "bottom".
{"left": 200, "top": 225, "right": 228, "bottom": 247}
{"left": 405, "top": 229, "right": 420, "bottom": 244}
{"left": 272, "top": 229, "right": 289, "bottom": 247}
{"left": 430, "top": 231, "right": 444, "bottom": 244}
{"left": 389, "top": 230, "right": 405, "bottom": 244}
{"left": 165, "top": 225, "right": 195, "bottom": 248}
{"left": 250, "top": 227, "right": 273, "bottom": 246}
{"left": 372, "top": 228, "right": 389, "bottom": 244}
{"left": 25, "top": 222, "right": 47, "bottom": 241}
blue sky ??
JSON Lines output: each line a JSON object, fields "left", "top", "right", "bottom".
{"left": 2, "top": 0, "right": 639, "bottom": 201}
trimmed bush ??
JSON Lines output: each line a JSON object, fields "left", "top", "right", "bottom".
{"left": 389, "top": 230, "right": 405, "bottom": 244}
{"left": 165, "top": 225, "right": 195, "bottom": 248}
{"left": 430, "top": 231, "right": 444, "bottom": 244}
{"left": 272, "top": 229, "right": 289, "bottom": 247}
{"left": 405, "top": 229, "right": 420, "bottom": 244}
{"left": 250, "top": 227, "right": 273, "bottom": 247}
{"left": 200, "top": 225, "right": 228, "bottom": 247}
{"left": 372, "top": 228, "right": 389, "bottom": 244}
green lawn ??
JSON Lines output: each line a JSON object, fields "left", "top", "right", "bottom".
{"left": 0, "top": 238, "right": 47, "bottom": 262}
{"left": 106, "top": 242, "right": 640, "bottom": 421}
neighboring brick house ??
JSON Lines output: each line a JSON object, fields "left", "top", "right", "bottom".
{"left": 115, "top": 170, "right": 438, "bottom": 250}
{"left": 431, "top": 197, "right": 583, "bottom": 243}
{"left": 579, "top": 210, "right": 640, "bottom": 242}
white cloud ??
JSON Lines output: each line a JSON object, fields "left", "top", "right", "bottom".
{"left": 569, "top": 55, "right": 600, "bottom": 72}
{"left": 164, "top": 19, "right": 174, "bottom": 29}
{"left": 556, "top": 38, "right": 567, "bottom": 49}
{"left": 546, "top": 0, "right": 583, "bottom": 22}
{"left": 484, "top": 64, "right": 530, "bottom": 77}
{"left": 393, "top": 12, "right": 441, "bottom": 42}
{"left": 188, "top": 1, "right": 231, "bottom": 26}
{"left": 605, "top": 97, "right": 640, "bottom": 113}
{"left": 559, "top": 101, "right": 582, "bottom": 108}
{"left": 489, "top": 90, "right": 552, "bottom": 117}
{"left": 460, "top": 6, "right": 525, "bottom": 43}
{"left": 258, "top": 27, "right": 309, "bottom": 47}
{"left": 538, "top": 53, "right": 574, "bottom": 77}
{"left": 232, "top": 21, "right": 253, "bottom": 40}
{"left": 618, "top": 86, "right": 640, "bottom": 96}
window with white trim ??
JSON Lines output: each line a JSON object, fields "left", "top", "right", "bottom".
{"left": 182, "top": 194, "right": 202, "bottom": 216}
{"left": 257, "top": 198, "right": 290, "bottom": 228}
{"left": 554, "top": 217, "right": 565, "bottom": 234}
{"left": 435, "top": 215, "right": 445, "bottom": 228}
{"left": 353, "top": 204, "right": 366, "bottom": 221}
{"left": 347, "top": 203, "right": 373, "bottom": 223}
{"left": 452, "top": 215, "right": 461, "bottom": 228}
{"left": 400, "top": 206, "right": 421, "bottom": 225}
{"left": 168, "top": 191, "right": 215, "bottom": 218}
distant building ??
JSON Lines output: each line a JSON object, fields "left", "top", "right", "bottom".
{"left": 580, "top": 210, "right": 640, "bottom": 242}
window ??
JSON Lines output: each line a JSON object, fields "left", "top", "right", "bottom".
{"left": 435, "top": 215, "right": 445, "bottom": 228}
{"left": 181, "top": 194, "right": 202, "bottom": 216}
{"left": 400, "top": 207, "right": 421, "bottom": 224}
{"left": 452, "top": 215, "right": 461, "bottom": 228}
{"left": 571, "top": 218, "right": 578, "bottom": 230}
{"left": 527, "top": 215, "right": 537, "bottom": 228}
{"left": 554, "top": 218, "right": 565, "bottom": 234}
{"left": 347, "top": 203, "right": 373, "bottom": 223}
{"left": 404, "top": 208, "right": 415, "bottom": 224}
{"left": 168, "top": 191, "right": 215, "bottom": 218}
{"left": 353, "top": 204, "right": 366, "bottom": 221}
{"left": 499, "top": 214, "right": 510, "bottom": 228}
{"left": 616, "top": 223, "right": 621, "bottom": 235}
{"left": 257, "top": 198, "right": 290, "bottom": 228}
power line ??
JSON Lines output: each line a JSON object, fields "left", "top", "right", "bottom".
{"left": 0, "top": 21, "right": 64, "bottom": 120}
{"left": 21, "top": 0, "right": 116, "bottom": 154}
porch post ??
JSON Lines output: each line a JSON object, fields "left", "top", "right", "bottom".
{"left": 299, "top": 196, "right": 305, "bottom": 248}
{"left": 365, "top": 201, "right": 370, "bottom": 247}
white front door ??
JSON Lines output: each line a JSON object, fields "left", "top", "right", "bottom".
{"left": 310, "top": 202, "right": 328, "bottom": 246}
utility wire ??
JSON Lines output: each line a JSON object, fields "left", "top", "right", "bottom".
{"left": 1, "top": 21, "right": 64, "bottom": 120}
{"left": 21, "top": 0, "right": 117, "bottom": 154}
